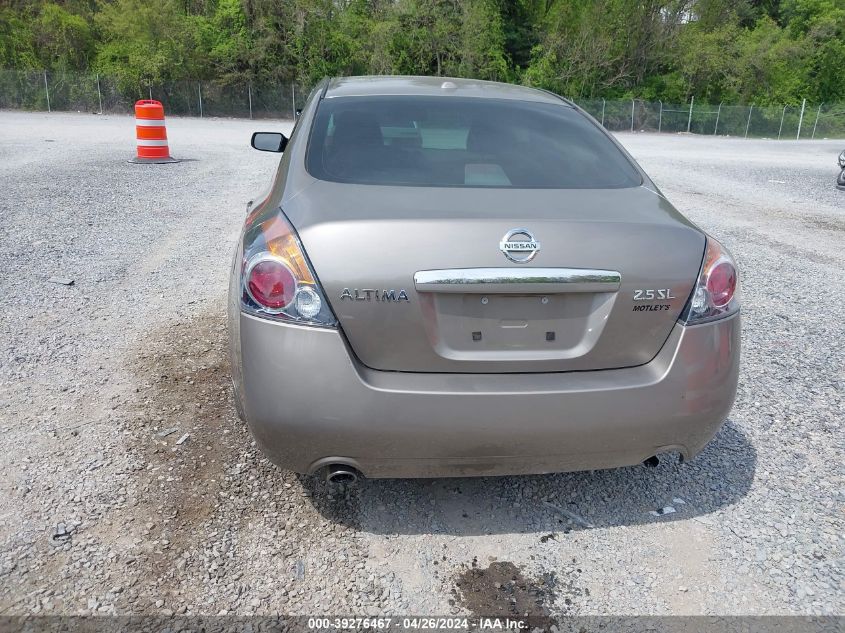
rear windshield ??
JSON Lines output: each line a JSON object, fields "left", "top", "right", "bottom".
{"left": 306, "top": 95, "right": 641, "bottom": 188}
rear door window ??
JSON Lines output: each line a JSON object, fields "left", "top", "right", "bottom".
{"left": 306, "top": 96, "right": 641, "bottom": 188}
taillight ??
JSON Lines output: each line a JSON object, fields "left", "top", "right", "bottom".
{"left": 245, "top": 256, "right": 296, "bottom": 310}
{"left": 680, "top": 236, "right": 740, "bottom": 325}
{"left": 707, "top": 261, "right": 736, "bottom": 308}
{"left": 240, "top": 210, "right": 337, "bottom": 328}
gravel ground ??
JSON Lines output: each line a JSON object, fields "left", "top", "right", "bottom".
{"left": 0, "top": 111, "right": 842, "bottom": 618}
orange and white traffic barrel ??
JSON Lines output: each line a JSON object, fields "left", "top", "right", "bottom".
{"left": 130, "top": 99, "right": 178, "bottom": 163}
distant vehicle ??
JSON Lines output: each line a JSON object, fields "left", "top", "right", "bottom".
{"left": 228, "top": 76, "right": 740, "bottom": 482}
{"left": 838, "top": 150, "right": 845, "bottom": 190}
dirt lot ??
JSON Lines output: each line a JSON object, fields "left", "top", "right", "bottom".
{"left": 0, "top": 111, "right": 842, "bottom": 617}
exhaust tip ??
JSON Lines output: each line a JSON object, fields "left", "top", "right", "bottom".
{"left": 325, "top": 464, "right": 360, "bottom": 484}
{"left": 643, "top": 455, "right": 660, "bottom": 468}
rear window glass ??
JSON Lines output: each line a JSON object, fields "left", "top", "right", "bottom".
{"left": 306, "top": 96, "right": 641, "bottom": 188}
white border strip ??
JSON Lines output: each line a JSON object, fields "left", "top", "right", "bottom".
{"left": 136, "top": 139, "right": 169, "bottom": 147}
{"left": 135, "top": 118, "right": 166, "bottom": 127}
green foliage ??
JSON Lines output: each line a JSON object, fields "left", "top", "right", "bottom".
{"left": 0, "top": 7, "right": 38, "bottom": 69}
{"left": 672, "top": 22, "right": 742, "bottom": 102}
{"left": 736, "top": 16, "right": 808, "bottom": 104}
{"left": 34, "top": 3, "right": 95, "bottom": 71}
{"left": 94, "top": 0, "right": 203, "bottom": 90}
{"left": 1, "top": 0, "right": 844, "bottom": 103}
{"left": 201, "top": 0, "right": 252, "bottom": 82}
{"left": 457, "top": 0, "right": 509, "bottom": 81}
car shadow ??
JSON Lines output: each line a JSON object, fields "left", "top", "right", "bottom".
{"left": 302, "top": 419, "right": 755, "bottom": 536}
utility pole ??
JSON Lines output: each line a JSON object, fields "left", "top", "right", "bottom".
{"left": 686, "top": 96, "right": 694, "bottom": 133}
{"left": 630, "top": 99, "right": 635, "bottom": 132}
{"left": 796, "top": 98, "right": 806, "bottom": 139}
{"left": 43, "top": 71, "right": 51, "bottom": 112}
{"left": 96, "top": 73, "right": 103, "bottom": 114}
{"left": 714, "top": 103, "right": 722, "bottom": 135}
{"left": 811, "top": 104, "right": 823, "bottom": 139}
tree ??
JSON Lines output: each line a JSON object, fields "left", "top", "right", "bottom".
{"left": 33, "top": 3, "right": 94, "bottom": 71}
{"left": 0, "top": 0, "right": 842, "bottom": 106}
{"left": 94, "top": 0, "right": 202, "bottom": 89}
{"left": 457, "top": 0, "right": 509, "bottom": 80}
{"left": 0, "top": 7, "right": 38, "bottom": 69}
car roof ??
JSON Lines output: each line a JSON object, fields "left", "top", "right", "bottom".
{"left": 324, "top": 76, "right": 571, "bottom": 106}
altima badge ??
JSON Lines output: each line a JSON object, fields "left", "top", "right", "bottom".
{"left": 340, "top": 288, "right": 410, "bottom": 302}
{"left": 500, "top": 228, "right": 540, "bottom": 263}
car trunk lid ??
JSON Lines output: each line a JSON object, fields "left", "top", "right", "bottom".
{"left": 283, "top": 183, "right": 704, "bottom": 373}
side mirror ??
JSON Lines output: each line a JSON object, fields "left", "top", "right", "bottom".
{"left": 838, "top": 150, "right": 845, "bottom": 169}
{"left": 251, "top": 132, "right": 287, "bottom": 153}
{"left": 295, "top": 108, "right": 303, "bottom": 119}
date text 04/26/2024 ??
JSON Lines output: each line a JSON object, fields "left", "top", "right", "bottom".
{"left": 307, "top": 617, "right": 529, "bottom": 630}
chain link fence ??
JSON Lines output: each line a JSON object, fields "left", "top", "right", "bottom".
{"left": 2, "top": 69, "right": 844, "bottom": 138}
{"left": 0, "top": 69, "right": 306, "bottom": 119}
{"left": 575, "top": 97, "right": 845, "bottom": 139}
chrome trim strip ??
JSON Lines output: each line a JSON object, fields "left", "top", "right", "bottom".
{"left": 414, "top": 268, "right": 621, "bottom": 294}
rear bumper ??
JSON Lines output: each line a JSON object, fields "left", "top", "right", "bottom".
{"left": 232, "top": 312, "right": 740, "bottom": 478}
